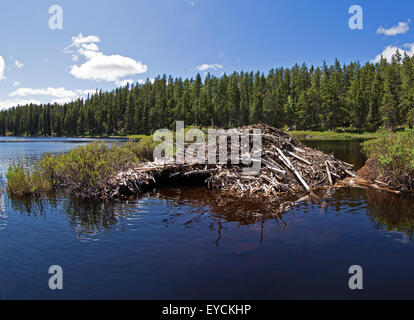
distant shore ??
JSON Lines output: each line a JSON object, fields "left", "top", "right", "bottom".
{"left": 290, "top": 130, "right": 387, "bottom": 140}
{"left": 0, "top": 129, "right": 397, "bottom": 141}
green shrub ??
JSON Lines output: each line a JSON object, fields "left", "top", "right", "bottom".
{"left": 363, "top": 129, "right": 414, "bottom": 175}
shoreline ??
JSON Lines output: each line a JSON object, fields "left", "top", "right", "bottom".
{"left": 0, "top": 129, "right": 393, "bottom": 141}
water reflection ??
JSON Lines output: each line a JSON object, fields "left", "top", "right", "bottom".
{"left": 7, "top": 194, "right": 129, "bottom": 240}
{"left": 7, "top": 185, "right": 414, "bottom": 244}
{"left": 63, "top": 199, "right": 130, "bottom": 240}
{"left": 364, "top": 188, "right": 414, "bottom": 240}
{"left": 0, "top": 192, "right": 6, "bottom": 230}
{"left": 302, "top": 139, "right": 367, "bottom": 170}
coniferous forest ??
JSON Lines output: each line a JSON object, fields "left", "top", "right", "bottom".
{"left": 1, "top": 52, "right": 414, "bottom": 137}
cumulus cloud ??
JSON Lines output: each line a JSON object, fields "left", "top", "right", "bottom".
{"left": 51, "top": 97, "right": 76, "bottom": 105}
{"left": 377, "top": 20, "right": 410, "bottom": 36}
{"left": 70, "top": 55, "right": 147, "bottom": 82}
{"left": 116, "top": 79, "right": 135, "bottom": 87}
{"left": 196, "top": 63, "right": 223, "bottom": 71}
{"left": 137, "top": 78, "right": 155, "bottom": 85}
{"left": 0, "top": 87, "right": 96, "bottom": 110}
{"left": 65, "top": 33, "right": 101, "bottom": 51}
{"left": 65, "top": 33, "right": 147, "bottom": 83}
{"left": 372, "top": 43, "right": 414, "bottom": 63}
{"left": 0, "top": 56, "right": 5, "bottom": 80}
{"left": 14, "top": 60, "right": 24, "bottom": 68}
{"left": 9, "top": 87, "right": 93, "bottom": 99}
{"left": 0, "top": 99, "right": 42, "bottom": 110}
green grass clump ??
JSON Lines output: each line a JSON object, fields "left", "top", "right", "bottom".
{"left": 363, "top": 129, "right": 414, "bottom": 176}
{"left": 6, "top": 138, "right": 160, "bottom": 198}
{"left": 6, "top": 165, "right": 52, "bottom": 197}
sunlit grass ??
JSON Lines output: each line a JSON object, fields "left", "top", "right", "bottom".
{"left": 5, "top": 138, "right": 160, "bottom": 198}
{"left": 291, "top": 130, "right": 389, "bottom": 140}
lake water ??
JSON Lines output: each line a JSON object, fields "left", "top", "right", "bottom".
{"left": 1, "top": 137, "right": 414, "bottom": 299}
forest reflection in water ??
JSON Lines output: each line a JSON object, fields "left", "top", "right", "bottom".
{"left": 6, "top": 185, "right": 414, "bottom": 244}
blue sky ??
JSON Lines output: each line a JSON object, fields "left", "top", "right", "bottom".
{"left": 1, "top": 0, "right": 413, "bottom": 109}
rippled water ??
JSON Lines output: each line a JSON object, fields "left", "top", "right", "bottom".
{"left": 1, "top": 138, "right": 414, "bottom": 299}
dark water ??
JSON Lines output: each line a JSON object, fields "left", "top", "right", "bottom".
{"left": 1, "top": 138, "right": 414, "bottom": 300}
{"left": 302, "top": 139, "right": 368, "bottom": 170}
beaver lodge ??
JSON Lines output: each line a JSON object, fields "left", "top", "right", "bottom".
{"left": 91, "top": 124, "right": 362, "bottom": 202}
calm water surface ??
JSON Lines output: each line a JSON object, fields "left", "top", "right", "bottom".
{"left": 1, "top": 138, "right": 414, "bottom": 299}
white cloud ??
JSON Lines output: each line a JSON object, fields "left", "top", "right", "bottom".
{"left": 81, "top": 43, "right": 99, "bottom": 51}
{"left": 0, "top": 87, "right": 95, "bottom": 110}
{"left": 51, "top": 97, "right": 75, "bottom": 105}
{"left": 70, "top": 54, "right": 147, "bottom": 82}
{"left": 377, "top": 20, "right": 410, "bottom": 36}
{"left": 372, "top": 43, "right": 414, "bottom": 63}
{"left": 13, "top": 81, "right": 20, "bottom": 86}
{"left": 11, "top": 87, "right": 75, "bottom": 98}
{"left": 137, "top": 78, "right": 155, "bottom": 85}
{"left": 0, "top": 56, "right": 5, "bottom": 80}
{"left": 0, "top": 99, "right": 42, "bottom": 110}
{"left": 65, "top": 33, "right": 102, "bottom": 62}
{"left": 196, "top": 63, "right": 224, "bottom": 71}
{"left": 116, "top": 79, "right": 135, "bottom": 87}
{"left": 78, "top": 48, "right": 103, "bottom": 60}
{"left": 65, "top": 33, "right": 101, "bottom": 51}
{"left": 65, "top": 33, "right": 148, "bottom": 83}
{"left": 14, "top": 60, "right": 24, "bottom": 68}
{"left": 8, "top": 88, "right": 95, "bottom": 107}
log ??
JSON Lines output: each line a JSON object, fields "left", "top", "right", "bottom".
{"left": 288, "top": 151, "right": 312, "bottom": 165}
{"left": 344, "top": 169, "right": 356, "bottom": 178}
{"left": 183, "top": 170, "right": 211, "bottom": 177}
{"left": 276, "top": 148, "right": 310, "bottom": 192}
{"left": 261, "top": 158, "right": 287, "bottom": 175}
{"left": 374, "top": 180, "right": 388, "bottom": 187}
{"left": 294, "top": 146, "right": 306, "bottom": 153}
{"left": 330, "top": 171, "right": 341, "bottom": 179}
{"left": 325, "top": 161, "right": 333, "bottom": 186}
{"left": 342, "top": 161, "right": 354, "bottom": 168}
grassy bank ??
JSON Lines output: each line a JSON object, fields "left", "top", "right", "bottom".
{"left": 5, "top": 138, "right": 159, "bottom": 198}
{"left": 362, "top": 129, "right": 414, "bottom": 190}
{"left": 130, "top": 129, "right": 385, "bottom": 141}
{"left": 126, "top": 134, "right": 151, "bottom": 140}
{"left": 290, "top": 130, "right": 388, "bottom": 140}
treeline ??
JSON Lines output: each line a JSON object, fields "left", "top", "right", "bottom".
{"left": 1, "top": 52, "right": 414, "bottom": 136}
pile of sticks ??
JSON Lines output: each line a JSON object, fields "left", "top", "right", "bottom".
{"left": 99, "top": 124, "right": 355, "bottom": 199}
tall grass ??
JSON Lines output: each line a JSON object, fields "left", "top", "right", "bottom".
{"left": 6, "top": 165, "right": 52, "bottom": 197}
{"left": 6, "top": 138, "right": 159, "bottom": 198}
{"left": 0, "top": 173, "right": 5, "bottom": 194}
